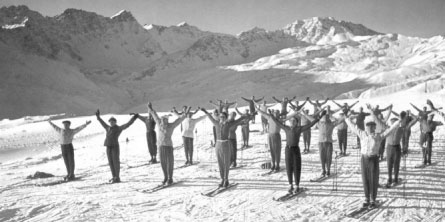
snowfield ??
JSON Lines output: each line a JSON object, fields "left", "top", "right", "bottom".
{"left": 1, "top": 95, "right": 445, "bottom": 221}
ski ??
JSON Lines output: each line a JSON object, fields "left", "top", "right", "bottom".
{"left": 273, "top": 187, "right": 307, "bottom": 202}
{"left": 346, "top": 200, "right": 387, "bottom": 219}
{"left": 335, "top": 153, "right": 350, "bottom": 159}
{"left": 139, "top": 181, "right": 183, "bottom": 193}
{"left": 230, "top": 165, "right": 246, "bottom": 170}
{"left": 310, "top": 174, "right": 336, "bottom": 183}
{"left": 175, "top": 162, "right": 200, "bottom": 169}
{"left": 301, "top": 150, "right": 311, "bottom": 155}
{"left": 203, "top": 183, "right": 239, "bottom": 197}
{"left": 201, "top": 187, "right": 222, "bottom": 196}
{"left": 261, "top": 168, "right": 282, "bottom": 176}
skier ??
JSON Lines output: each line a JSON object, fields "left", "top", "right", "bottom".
{"left": 332, "top": 100, "right": 359, "bottom": 115}
{"left": 241, "top": 96, "right": 264, "bottom": 123}
{"left": 267, "top": 109, "right": 326, "bottom": 193}
{"left": 236, "top": 108, "right": 251, "bottom": 148}
{"left": 136, "top": 107, "right": 158, "bottom": 164}
{"left": 200, "top": 108, "right": 252, "bottom": 187}
{"left": 272, "top": 96, "right": 296, "bottom": 117}
{"left": 289, "top": 97, "right": 308, "bottom": 112}
{"left": 48, "top": 119, "right": 91, "bottom": 181}
{"left": 286, "top": 107, "right": 325, "bottom": 153}
{"left": 308, "top": 97, "right": 330, "bottom": 114}
{"left": 96, "top": 110, "right": 139, "bottom": 183}
{"left": 256, "top": 100, "right": 275, "bottom": 133}
{"left": 256, "top": 107, "right": 282, "bottom": 171}
{"left": 174, "top": 107, "right": 206, "bottom": 165}
{"left": 336, "top": 113, "right": 348, "bottom": 155}
{"left": 147, "top": 103, "right": 188, "bottom": 185}
{"left": 345, "top": 104, "right": 400, "bottom": 208}
{"left": 228, "top": 112, "right": 240, "bottom": 167}
{"left": 219, "top": 99, "right": 237, "bottom": 113}
{"left": 391, "top": 110, "right": 415, "bottom": 155}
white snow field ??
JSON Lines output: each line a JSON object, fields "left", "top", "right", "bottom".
{"left": 1, "top": 95, "right": 445, "bottom": 221}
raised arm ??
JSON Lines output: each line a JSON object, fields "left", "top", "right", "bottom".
{"left": 171, "top": 114, "right": 187, "bottom": 129}
{"left": 201, "top": 108, "right": 218, "bottom": 125}
{"left": 48, "top": 121, "right": 62, "bottom": 132}
{"left": 254, "top": 97, "right": 264, "bottom": 103}
{"left": 136, "top": 114, "right": 148, "bottom": 123}
{"left": 272, "top": 96, "right": 282, "bottom": 103}
{"left": 407, "top": 116, "right": 419, "bottom": 129}
{"left": 298, "top": 110, "right": 315, "bottom": 122}
{"left": 433, "top": 110, "right": 445, "bottom": 123}
{"left": 268, "top": 111, "right": 288, "bottom": 131}
{"left": 332, "top": 100, "right": 343, "bottom": 108}
{"left": 383, "top": 105, "right": 393, "bottom": 122}
{"left": 255, "top": 105, "right": 269, "bottom": 117}
{"left": 382, "top": 120, "right": 401, "bottom": 138}
{"left": 96, "top": 110, "right": 109, "bottom": 129}
{"left": 301, "top": 112, "right": 324, "bottom": 132}
{"left": 73, "top": 121, "right": 91, "bottom": 134}
{"left": 318, "top": 98, "right": 330, "bottom": 106}
{"left": 241, "top": 97, "right": 250, "bottom": 102}
{"left": 410, "top": 103, "right": 422, "bottom": 113}
{"left": 391, "top": 111, "right": 400, "bottom": 117}
{"left": 147, "top": 103, "right": 161, "bottom": 125}
{"left": 209, "top": 101, "right": 220, "bottom": 109}
{"left": 235, "top": 107, "right": 243, "bottom": 116}
{"left": 226, "top": 101, "right": 237, "bottom": 107}
{"left": 345, "top": 117, "right": 364, "bottom": 137}
{"left": 349, "top": 101, "right": 359, "bottom": 109}
{"left": 296, "top": 100, "right": 307, "bottom": 110}
{"left": 119, "top": 114, "right": 139, "bottom": 131}
{"left": 333, "top": 117, "right": 346, "bottom": 127}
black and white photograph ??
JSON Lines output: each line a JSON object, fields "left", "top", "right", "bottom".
{"left": 0, "top": 0, "right": 445, "bottom": 221}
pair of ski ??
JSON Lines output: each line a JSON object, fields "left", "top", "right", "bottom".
{"left": 201, "top": 183, "right": 239, "bottom": 197}
{"left": 273, "top": 187, "right": 307, "bottom": 202}
{"left": 310, "top": 174, "right": 336, "bottom": 183}
{"left": 261, "top": 169, "right": 282, "bottom": 176}
{"left": 139, "top": 181, "right": 183, "bottom": 193}
{"left": 345, "top": 200, "right": 387, "bottom": 219}
{"left": 128, "top": 161, "right": 158, "bottom": 169}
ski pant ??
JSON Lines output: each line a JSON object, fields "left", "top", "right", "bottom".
{"left": 212, "top": 126, "right": 217, "bottom": 145}
{"left": 146, "top": 131, "right": 157, "bottom": 158}
{"left": 357, "top": 136, "right": 361, "bottom": 149}
{"left": 318, "top": 142, "right": 333, "bottom": 175}
{"left": 242, "top": 125, "right": 249, "bottom": 146}
{"left": 337, "top": 129, "right": 347, "bottom": 153}
{"left": 216, "top": 141, "right": 231, "bottom": 181}
{"left": 401, "top": 129, "right": 411, "bottom": 154}
{"left": 379, "top": 138, "right": 386, "bottom": 158}
{"left": 106, "top": 145, "right": 120, "bottom": 179}
{"left": 386, "top": 144, "right": 401, "bottom": 183}
{"left": 423, "top": 132, "right": 433, "bottom": 164}
{"left": 160, "top": 146, "right": 174, "bottom": 180}
{"left": 262, "top": 116, "right": 268, "bottom": 132}
{"left": 183, "top": 136, "right": 194, "bottom": 162}
{"left": 229, "top": 138, "right": 237, "bottom": 165}
{"left": 302, "top": 126, "right": 311, "bottom": 150}
{"left": 268, "top": 133, "right": 282, "bottom": 167}
{"left": 361, "top": 155, "right": 379, "bottom": 202}
{"left": 61, "top": 144, "right": 75, "bottom": 177}
{"left": 419, "top": 132, "right": 427, "bottom": 147}
{"left": 285, "top": 145, "right": 301, "bottom": 185}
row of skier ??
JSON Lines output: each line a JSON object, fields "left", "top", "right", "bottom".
{"left": 47, "top": 97, "right": 444, "bottom": 208}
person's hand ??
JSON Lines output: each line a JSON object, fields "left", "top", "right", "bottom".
{"left": 147, "top": 102, "right": 152, "bottom": 108}
{"left": 95, "top": 109, "right": 100, "bottom": 116}
{"left": 86, "top": 120, "right": 92, "bottom": 125}
{"left": 306, "top": 97, "right": 310, "bottom": 101}
{"left": 319, "top": 110, "right": 327, "bottom": 117}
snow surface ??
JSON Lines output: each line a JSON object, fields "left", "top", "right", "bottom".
{"left": 2, "top": 96, "right": 445, "bottom": 221}
{"left": 1, "top": 17, "right": 28, "bottom": 29}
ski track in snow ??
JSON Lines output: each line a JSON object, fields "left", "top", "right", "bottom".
{"left": 1, "top": 102, "right": 445, "bottom": 221}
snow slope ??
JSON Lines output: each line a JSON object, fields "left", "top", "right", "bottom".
{"left": 1, "top": 96, "right": 445, "bottom": 221}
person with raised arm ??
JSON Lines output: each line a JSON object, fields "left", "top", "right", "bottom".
{"left": 255, "top": 100, "right": 275, "bottom": 133}
{"left": 236, "top": 107, "right": 252, "bottom": 148}
{"left": 345, "top": 104, "right": 400, "bottom": 209}
{"left": 411, "top": 102, "right": 435, "bottom": 151}
{"left": 391, "top": 110, "right": 416, "bottom": 155}
{"left": 417, "top": 100, "right": 444, "bottom": 165}
{"left": 332, "top": 100, "right": 359, "bottom": 115}
{"left": 209, "top": 100, "right": 223, "bottom": 113}
{"left": 375, "top": 110, "right": 418, "bottom": 188}
{"left": 201, "top": 108, "right": 252, "bottom": 187}
{"left": 218, "top": 99, "right": 237, "bottom": 113}
{"left": 350, "top": 107, "right": 371, "bottom": 149}
{"left": 308, "top": 97, "right": 329, "bottom": 114}
{"left": 48, "top": 119, "right": 91, "bottom": 181}
{"left": 256, "top": 105, "right": 282, "bottom": 171}
{"left": 272, "top": 96, "right": 296, "bottom": 117}
{"left": 137, "top": 104, "right": 158, "bottom": 164}
{"left": 241, "top": 96, "right": 264, "bottom": 123}
{"left": 289, "top": 97, "right": 308, "bottom": 112}
{"left": 179, "top": 107, "right": 206, "bottom": 166}
{"left": 375, "top": 105, "right": 393, "bottom": 161}
{"left": 96, "top": 110, "right": 138, "bottom": 183}
{"left": 227, "top": 112, "right": 240, "bottom": 168}
{"left": 147, "top": 102, "right": 188, "bottom": 185}
{"left": 268, "top": 109, "right": 326, "bottom": 193}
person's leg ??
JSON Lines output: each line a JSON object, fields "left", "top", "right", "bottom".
{"left": 421, "top": 133, "right": 427, "bottom": 164}
{"left": 61, "top": 145, "right": 70, "bottom": 178}
{"left": 295, "top": 147, "right": 302, "bottom": 189}
{"left": 379, "top": 139, "right": 386, "bottom": 160}
{"left": 276, "top": 133, "right": 282, "bottom": 170}
{"left": 427, "top": 133, "right": 433, "bottom": 164}
{"left": 241, "top": 127, "right": 247, "bottom": 146}
{"left": 326, "top": 142, "right": 333, "bottom": 175}
{"left": 183, "top": 136, "right": 189, "bottom": 163}
{"left": 394, "top": 145, "right": 402, "bottom": 182}
{"left": 112, "top": 146, "right": 120, "bottom": 180}
{"left": 166, "top": 146, "right": 174, "bottom": 183}
{"left": 216, "top": 142, "right": 224, "bottom": 185}
{"left": 213, "top": 126, "right": 217, "bottom": 146}
{"left": 189, "top": 138, "right": 194, "bottom": 164}
{"left": 307, "top": 130, "right": 311, "bottom": 152}
{"left": 146, "top": 132, "right": 152, "bottom": 161}
{"left": 223, "top": 141, "right": 231, "bottom": 185}
{"left": 246, "top": 125, "right": 250, "bottom": 146}
{"left": 357, "top": 136, "right": 361, "bottom": 149}
{"left": 337, "top": 131, "right": 343, "bottom": 154}
{"left": 230, "top": 139, "right": 237, "bottom": 166}
{"left": 361, "top": 155, "right": 370, "bottom": 204}
{"left": 386, "top": 145, "right": 394, "bottom": 185}
{"left": 319, "top": 143, "right": 326, "bottom": 176}
{"left": 68, "top": 144, "right": 75, "bottom": 178}
{"left": 152, "top": 131, "right": 157, "bottom": 162}
{"left": 106, "top": 146, "right": 116, "bottom": 179}
{"left": 268, "top": 134, "right": 275, "bottom": 169}
{"left": 285, "top": 146, "right": 293, "bottom": 185}
{"left": 370, "top": 156, "right": 379, "bottom": 203}
{"left": 343, "top": 130, "right": 348, "bottom": 154}
{"left": 160, "top": 146, "right": 168, "bottom": 183}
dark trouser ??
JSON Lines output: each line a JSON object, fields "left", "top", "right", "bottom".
{"left": 216, "top": 141, "right": 231, "bottom": 181}
{"left": 106, "top": 145, "right": 120, "bottom": 179}
{"left": 242, "top": 125, "right": 249, "bottom": 146}
{"left": 361, "top": 155, "right": 379, "bottom": 202}
{"left": 357, "top": 136, "right": 361, "bottom": 149}
{"left": 318, "top": 142, "right": 333, "bottom": 175}
{"left": 229, "top": 138, "right": 237, "bottom": 165}
{"left": 419, "top": 132, "right": 426, "bottom": 147}
{"left": 285, "top": 146, "right": 301, "bottom": 185}
{"left": 386, "top": 144, "right": 401, "bottom": 183}
{"left": 61, "top": 144, "right": 75, "bottom": 177}
{"left": 268, "top": 133, "right": 282, "bottom": 167}
{"left": 337, "top": 129, "right": 347, "bottom": 153}
{"left": 423, "top": 132, "right": 433, "bottom": 164}
{"left": 401, "top": 129, "right": 411, "bottom": 154}
{"left": 183, "top": 136, "right": 194, "bottom": 162}
{"left": 302, "top": 126, "right": 311, "bottom": 151}
{"left": 262, "top": 117, "right": 268, "bottom": 132}
{"left": 146, "top": 131, "right": 157, "bottom": 158}
{"left": 379, "top": 138, "right": 386, "bottom": 158}
{"left": 212, "top": 126, "right": 217, "bottom": 145}
{"left": 160, "top": 146, "right": 174, "bottom": 181}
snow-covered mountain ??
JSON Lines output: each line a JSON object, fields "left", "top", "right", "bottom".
{"left": 0, "top": 5, "right": 444, "bottom": 119}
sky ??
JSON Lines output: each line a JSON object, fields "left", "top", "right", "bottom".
{"left": 0, "top": 0, "right": 444, "bottom": 38}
